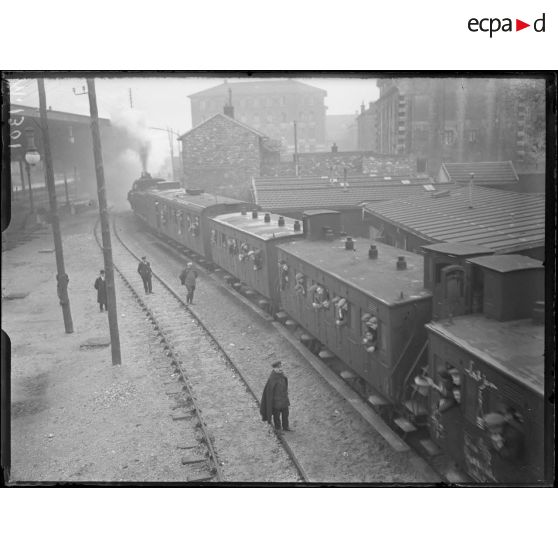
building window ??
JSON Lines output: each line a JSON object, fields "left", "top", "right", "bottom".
{"left": 443, "top": 130, "right": 455, "bottom": 146}
{"left": 280, "top": 96, "right": 286, "bottom": 106}
{"left": 299, "top": 111, "right": 306, "bottom": 121}
{"left": 254, "top": 98, "right": 260, "bottom": 108}
{"left": 266, "top": 114, "right": 273, "bottom": 123}
{"left": 281, "top": 112, "right": 287, "bottom": 123}
{"left": 468, "top": 130, "right": 478, "bottom": 143}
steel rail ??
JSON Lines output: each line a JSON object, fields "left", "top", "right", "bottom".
{"left": 94, "top": 219, "right": 223, "bottom": 482}
{"left": 113, "top": 214, "right": 310, "bottom": 483}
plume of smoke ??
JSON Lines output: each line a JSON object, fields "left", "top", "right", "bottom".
{"left": 110, "top": 107, "right": 152, "bottom": 172}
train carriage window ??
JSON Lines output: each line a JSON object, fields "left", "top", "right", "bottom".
{"left": 334, "top": 296, "right": 350, "bottom": 327}
{"left": 309, "top": 283, "right": 330, "bottom": 310}
{"left": 220, "top": 232, "right": 227, "bottom": 247}
{"left": 191, "top": 217, "right": 200, "bottom": 237}
{"left": 279, "top": 261, "right": 289, "bottom": 290}
{"left": 294, "top": 272, "right": 307, "bottom": 296}
{"left": 177, "top": 211, "right": 183, "bottom": 235}
{"left": 210, "top": 229, "right": 217, "bottom": 245}
{"left": 239, "top": 241, "right": 250, "bottom": 262}
{"left": 251, "top": 248, "right": 264, "bottom": 271}
{"left": 361, "top": 311, "right": 380, "bottom": 353}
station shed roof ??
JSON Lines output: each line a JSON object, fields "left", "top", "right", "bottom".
{"left": 439, "top": 161, "right": 519, "bottom": 185}
{"left": 363, "top": 185, "right": 545, "bottom": 254}
{"left": 426, "top": 316, "right": 544, "bottom": 396}
{"left": 255, "top": 176, "right": 459, "bottom": 212}
{"left": 210, "top": 212, "right": 304, "bottom": 242}
{"left": 278, "top": 237, "right": 431, "bottom": 306}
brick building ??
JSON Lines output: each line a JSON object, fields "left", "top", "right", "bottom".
{"left": 356, "top": 102, "right": 377, "bottom": 151}
{"left": 178, "top": 112, "right": 281, "bottom": 200}
{"left": 358, "top": 78, "right": 546, "bottom": 176}
{"left": 188, "top": 79, "right": 327, "bottom": 153}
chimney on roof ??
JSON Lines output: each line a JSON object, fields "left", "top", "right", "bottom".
{"left": 224, "top": 87, "right": 234, "bottom": 118}
{"left": 360, "top": 102, "right": 365, "bottom": 114}
{"left": 331, "top": 143, "right": 338, "bottom": 153}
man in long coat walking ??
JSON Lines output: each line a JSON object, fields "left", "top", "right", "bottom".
{"left": 138, "top": 256, "right": 153, "bottom": 294}
{"left": 179, "top": 262, "right": 198, "bottom": 304}
{"left": 94, "top": 269, "right": 107, "bottom": 312}
{"left": 260, "top": 361, "right": 292, "bottom": 432}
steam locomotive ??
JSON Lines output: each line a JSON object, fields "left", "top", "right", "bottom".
{"left": 128, "top": 179, "right": 547, "bottom": 484}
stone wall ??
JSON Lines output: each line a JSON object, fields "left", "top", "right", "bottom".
{"left": 261, "top": 150, "right": 418, "bottom": 178}
{"left": 181, "top": 115, "right": 263, "bottom": 200}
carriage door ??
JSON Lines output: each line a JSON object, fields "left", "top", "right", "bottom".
{"left": 439, "top": 265, "right": 466, "bottom": 319}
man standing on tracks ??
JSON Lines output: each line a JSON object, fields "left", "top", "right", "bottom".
{"left": 94, "top": 269, "right": 107, "bottom": 312}
{"left": 180, "top": 262, "right": 198, "bottom": 304}
{"left": 260, "top": 361, "right": 292, "bottom": 433}
{"left": 138, "top": 256, "right": 153, "bottom": 294}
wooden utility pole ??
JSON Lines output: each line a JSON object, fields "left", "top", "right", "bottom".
{"left": 87, "top": 78, "right": 122, "bottom": 365}
{"left": 37, "top": 78, "right": 74, "bottom": 333}
{"left": 293, "top": 120, "right": 299, "bottom": 177}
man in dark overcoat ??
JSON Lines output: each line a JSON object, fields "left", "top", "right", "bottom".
{"left": 137, "top": 256, "right": 153, "bottom": 294}
{"left": 94, "top": 269, "right": 107, "bottom": 312}
{"left": 260, "top": 361, "right": 292, "bottom": 432}
{"left": 179, "top": 262, "right": 198, "bottom": 304}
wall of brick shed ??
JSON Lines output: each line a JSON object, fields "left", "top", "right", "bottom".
{"left": 181, "top": 117, "right": 262, "bottom": 200}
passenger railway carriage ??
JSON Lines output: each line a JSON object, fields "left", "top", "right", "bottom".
{"left": 209, "top": 210, "right": 304, "bottom": 311}
{"left": 276, "top": 210, "right": 432, "bottom": 402}
{"left": 128, "top": 179, "right": 548, "bottom": 483}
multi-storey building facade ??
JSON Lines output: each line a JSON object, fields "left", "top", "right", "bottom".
{"left": 358, "top": 78, "right": 545, "bottom": 175}
{"left": 188, "top": 79, "right": 327, "bottom": 153}
{"left": 356, "top": 102, "right": 377, "bottom": 151}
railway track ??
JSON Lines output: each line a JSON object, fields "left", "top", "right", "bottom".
{"left": 97, "top": 218, "right": 307, "bottom": 483}
{"left": 113, "top": 212, "right": 442, "bottom": 483}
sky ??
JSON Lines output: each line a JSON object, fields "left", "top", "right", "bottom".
{"left": 9, "top": 76, "right": 380, "bottom": 134}
{"left": 9, "top": 76, "right": 380, "bottom": 178}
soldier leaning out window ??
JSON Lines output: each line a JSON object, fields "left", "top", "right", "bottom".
{"left": 361, "top": 313, "right": 379, "bottom": 353}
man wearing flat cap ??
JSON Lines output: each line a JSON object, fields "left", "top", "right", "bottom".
{"left": 137, "top": 256, "right": 153, "bottom": 294}
{"left": 260, "top": 361, "right": 292, "bottom": 432}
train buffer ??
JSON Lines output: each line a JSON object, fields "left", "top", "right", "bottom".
{"left": 318, "top": 349, "right": 334, "bottom": 361}
{"left": 275, "top": 311, "right": 288, "bottom": 323}
{"left": 393, "top": 416, "right": 417, "bottom": 437}
{"left": 285, "top": 319, "right": 297, "bottom": 332}
{"left": 367, "top": 393, "right": 388, "bottom": 407}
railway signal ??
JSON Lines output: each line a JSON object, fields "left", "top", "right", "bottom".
{"left": 86, "top": 78, "right": 122, "bottom": 365}
{"left": 37, "top": 78, "right": 74, "bottom": 334}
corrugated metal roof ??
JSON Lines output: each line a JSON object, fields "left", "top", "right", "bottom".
{"left": 363, "top": 185, "right": 545, "bottom": 254}
{"left": 256, "top": 181, "right": 460, "bottom": 212}
{"left": 426, "top": 316, "right": 544, "bottom": 395}
{"left": 211, "top": 212, "right": 303, "bottom": 241}
{"left": 255, "top": 175, "right": 433, "bottom": 190}
{"left": 440, "top": 161, "right": 519, "bottom": 185}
